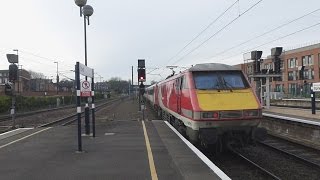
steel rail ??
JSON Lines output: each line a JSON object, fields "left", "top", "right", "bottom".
{"left": 0, "top": 99, "right": 110, "bottom": 122}
{"left": 259, "top": 138, "right": 320, "bottom": 169}
{"left": 229, "top": 148, "right": 282, "bottom": 180}
{"left": 38, "top": 98, "right": 120, "bottom": 127}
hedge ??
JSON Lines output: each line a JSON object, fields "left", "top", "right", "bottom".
{"left": 0, "top": 93, "right": 105, "bottom": 114}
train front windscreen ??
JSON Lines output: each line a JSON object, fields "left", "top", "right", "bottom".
{"left": 193, "top": 71, "right": 250, "bottom": 90}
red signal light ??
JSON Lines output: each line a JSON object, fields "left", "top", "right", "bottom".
{"left": 138, "top": 68, "right": 146, "bottom": 82}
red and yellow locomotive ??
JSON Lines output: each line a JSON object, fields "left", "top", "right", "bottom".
{"left": 145, "top": 63, "right": 266, "bottom": 148}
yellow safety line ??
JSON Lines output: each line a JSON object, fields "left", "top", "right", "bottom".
{"left": 142, "top": 121, "right": 158, "bottom": 180}
{"left": 0, "top": 127, "right": 52, "bottom": 149}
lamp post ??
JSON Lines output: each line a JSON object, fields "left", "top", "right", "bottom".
{"left": 54, "top": 61, "right": 59, "bottom": 94}
{"left": 75, "top": 0, "right": 94, "bottom": 136}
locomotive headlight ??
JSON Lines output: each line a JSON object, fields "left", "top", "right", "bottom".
{"left": 202, "top": 112, "right": 213, "bottom": 118}
{"left": 201, "top": 112, "right": 219, "bottom": 119}
{"left": 243, "top": 110, "right": 259, "bottom": 117}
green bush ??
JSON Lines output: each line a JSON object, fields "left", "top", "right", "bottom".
{"left": 0, "top": 94, "right": 108, "bottom": 114}
{"left": 0, "top": 96, "right": 11, "bottom": 114}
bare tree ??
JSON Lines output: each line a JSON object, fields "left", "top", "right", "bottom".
{"left": 107, "top": 77, "right": 130, "bottom": 94}
{"left": 29, "top": 70, "right": 45, "bottom": 79}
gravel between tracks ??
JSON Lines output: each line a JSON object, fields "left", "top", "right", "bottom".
{"left": 240, "top": 144, "right": 320, "bottom": 180}
{"left": 0, "top": 106, "right": 75, "bottom": 128}
{"left": 95, "top": 97, "right": 158, "bottom": 122}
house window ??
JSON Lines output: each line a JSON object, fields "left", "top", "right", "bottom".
{"left": 263, "top": 63, "right": 273, "bottom": 69}
{"left": 302, "top": 55, "right": 313, "bottom": 66}
{"left": 289, "top": 83, "right": 297, "bottom": 94}
{"left": 287, "top": 58, "right": 297, "bottom": 68}
{"left": 303, "top": 70, "right": 309, "bottom": 80}
{"left": 275, "top": 84, "right": 283, "bottom": 92}
{"left": 247, "top": 66, "right": 252, "bottom": 74}
{"left": 311, "top": 69, "right": 314, "bottom": 79}
{"left": 288, "top": 71, "right": 294, "bottom": 81}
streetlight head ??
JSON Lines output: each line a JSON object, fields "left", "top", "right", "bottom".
{"left": 74, "top": 0, "right": 87, "bottom": 7}
{"left": 83, "top": 5, "right": 94, "bottom": 16}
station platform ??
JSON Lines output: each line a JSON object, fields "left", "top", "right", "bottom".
{"left": 263, "top": 106, "right": 320, "bottom": 125}
{"left": 0, "top": 119, "right": 228, "bottom": 180}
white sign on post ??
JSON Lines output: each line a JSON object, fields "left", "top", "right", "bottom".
{"left": 79, "top": 63, "right": 93, "bottom": 78}
{"left": 80, "top": 80, "right": 91, "bottom": 97}
{"left": 312, "top": 82, "right": 320, "bottom": 92}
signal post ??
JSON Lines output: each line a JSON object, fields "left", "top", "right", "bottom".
{"left": 246, "top": 48, "right": 282, "bottom": 109}
{"left": 6, "top": 53, "right": 19, "bottom": 128}
{"left": 137, "top": 59, "right": 146, "bottom": 118}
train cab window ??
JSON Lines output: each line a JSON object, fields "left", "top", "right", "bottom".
{"left": 181, "top": 76, "right": 189, "bottom": 89}
{"left": 149, "top": 88, "right": 154, "bottom": 95}
{"left": 194, "top": 72, "right": 219, "bottom": 90}
{"left": 223, "top": 73, "right": 246, "bottom": 88}
{"left": 193, "top": 71, "right": 249, "bottom": 90}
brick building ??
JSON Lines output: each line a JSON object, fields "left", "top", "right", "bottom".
{"left": 0, "top": 69, "right": 31, "bottom": 94}
{"left": 241, "top": 43, "right": 320, "bottom": 98}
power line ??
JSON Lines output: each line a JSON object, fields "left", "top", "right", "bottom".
{"left": 165, "top": 0, "right": 239, "bottom": 66}
{"left": 20, "top": 55, "right": 55, "bottom": 66}
{"left": 20, "top": 50, "right": 75, "bottom": 69}
{"left": 171, "top": 0, "right": 263, "bottom": 65}
{"left": 59, "top": 73, "right": 75, "bottom": 81}
{"left": 218, "top": 21, "right": 320, "bottom": 61}
{"left": 208, "top": 8, "right": 320, "bottom": 59}
{"left": 19, "top": 50, "right": 77, "bottom": 72}
{"left": 20, "top": 50, "right": 56, "bottom": 62}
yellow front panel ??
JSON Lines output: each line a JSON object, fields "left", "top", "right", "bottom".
{"left": 197, "top": 89, "right": 259, "bottom": 111}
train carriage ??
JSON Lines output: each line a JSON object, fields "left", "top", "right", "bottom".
{"left": 145, "top": 63, "right": 266, "bottom": 148}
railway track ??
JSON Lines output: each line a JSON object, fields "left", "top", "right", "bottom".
{"left": 0, "top": 99, "right": 111, "bottom": 122}
{"left": 229, "top": 147, "right": 281, "bottom": 180}
{"left": 0, "top": 106, "right": 72, "bottom": 122}
{"left": 259, "top": 135, "right": 320, "bottom": 169}
{"left": 207, "top": 148, "right": 277, "bottom": 180}
{"left": 38, "top": 98, "right": 121, "bottom": 127}
{"left": 0, "top": 98, "right": 122, "bottom": 132}
{"left": 207, "top": 140, "right": 320, "bottom": 180}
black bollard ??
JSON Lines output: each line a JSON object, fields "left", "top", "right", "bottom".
{"left": 85, "top": 106, "right": 90, "bottom": 134}
{"left": 311, "top": 91, "right": 316, "bottom": 114}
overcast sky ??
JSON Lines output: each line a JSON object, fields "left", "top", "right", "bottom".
{"left": 1, "top": 0, "right": 320, "bottom": 84}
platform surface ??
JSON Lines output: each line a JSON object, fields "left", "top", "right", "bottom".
{"left": 0, "top": 119, "right": 225, "bottom": 180}
{"left": 263, "top": 106, "right": 320, "bottom": 124}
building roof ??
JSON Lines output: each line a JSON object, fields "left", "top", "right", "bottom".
{"left": 283, "top": 43, "right": 320, "bottom": 55}
{"left": 266, "top": 43, "right": 320, "bottom": 58}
